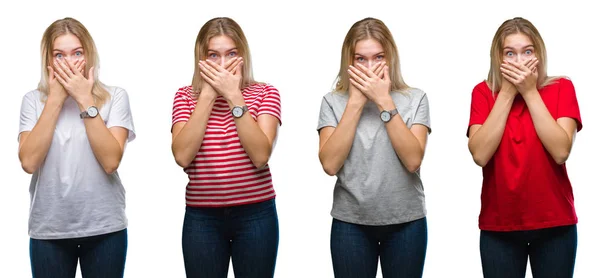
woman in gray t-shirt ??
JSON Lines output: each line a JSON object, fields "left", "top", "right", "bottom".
{"left": 318, "top": 17, "right": 431, "bottom": 277}
{"left": 18, "top": 18, "right": 135, "bottom": 278}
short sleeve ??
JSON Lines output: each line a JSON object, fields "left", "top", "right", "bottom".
{"left": 172, "top": 88, "right": 192, "bottom": 127}
{"left": 257, "top": 84, "right": 282, "bottom": 125}
{"left": 557, "top": 78, "right": 583, "bottom": 132}
{"left": 106, "top": 87, "right": 136, "bottom": 142}
{"left": 413, "top": 93, "right": 431, "bottom": 133}
{"left": 18, "top": 92, "right": 38, "bottom": 141}
{"left": 317, "top": 96, "right": 338, "bottom": 132}
{"left": 467, "top": 83, "right": 491, "bottom": 137}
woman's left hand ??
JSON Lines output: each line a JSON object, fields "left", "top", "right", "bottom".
{"left": 199, "top": 58, "right": 244, "bottom": 102}
{"left": 54, "top": 59, "right": 95, "bottom": 106}
{"left": 500, "top": 58, "right": 539, "bottom": 95}
{"left": 348, "top": 62, "right": 391, "bottom": 106}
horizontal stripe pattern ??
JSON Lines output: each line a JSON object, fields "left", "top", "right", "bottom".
{"left": 172, "top": 83, "right": 281, "bottom": 207}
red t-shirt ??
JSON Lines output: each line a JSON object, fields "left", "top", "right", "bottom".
{"left": 468, "top": 78, "right": 582, "bottom": 231}
{"left": 172, "top": 83, "right": 282, "bottom": 207}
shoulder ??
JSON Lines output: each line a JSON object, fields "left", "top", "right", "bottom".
{"left": 103, "top": 85, "right": 128, "bottom": 98}
{"left": 23, "top": 89, "right": 42, "bottom": 102}
{"left": 173, "top": 85, "right": 194, "bottom": 99}
{"left": 245, "top": 83, "right": 279, "bottom": 95}
{"left": 391, "top": 87, "right": 427, "bottom": 107}
{"left": 322, "top": 91, "right": 347, "bottom": 103}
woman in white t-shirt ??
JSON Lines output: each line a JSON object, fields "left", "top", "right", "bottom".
{"left": 18, "top": 17, "right": 135, "bottom": 278}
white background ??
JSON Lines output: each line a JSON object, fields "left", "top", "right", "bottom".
{"left": 1, "top": 0, "right": 598, "bottom": 277}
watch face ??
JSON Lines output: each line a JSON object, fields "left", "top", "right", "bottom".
{"left": 87, "top": 106, "right": 99, "bottom": 117}
{"left": 232, "top": 107, "right": 243, "bottom": 118}
{"left": 380, "top": 111, "right": 391, "bottom": 122}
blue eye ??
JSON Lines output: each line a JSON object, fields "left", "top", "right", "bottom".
{"left": 506, "top": 51, "right": 514, "bottom": 56}
{"left": 525, "top": 50, "right": 533, "bottom": 55}
{"left": 228, "top": 52, "right": 237, "bottom": 57}
{"left": 376, "top": 55, "right": 384, "bottom": 60}
{"left": 357, "top": 57, "right": 364, "bottom": 62}
{"left": 75, "top": 51, "right": 83, "bottom": 56}
{"left": 55, "top": 53, "right": 64, "bottom": 59}
{"left": 209, "top": 53, "right": 217, "bottom": 58}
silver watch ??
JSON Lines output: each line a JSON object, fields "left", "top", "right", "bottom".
{"left": 231, "top": 105, "right": 249, "bottom": 118}
{"left": 380, "top": 108, "right": 398, "bottom": 123}
{"left": 80, "top": 106, "right": 99, "bottom": 119}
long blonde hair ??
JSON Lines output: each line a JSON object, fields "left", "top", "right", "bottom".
{"left": 487, "top": 17, "right": 559, "bottom": 93}
{"left": 38, "top": 17, "right": 109, "bottom": 108}
{"left": 335, "top": 17, "right": 409, "bottom": 93}
{"left": 191, "top": 17, "right": 257, "bottom": 93}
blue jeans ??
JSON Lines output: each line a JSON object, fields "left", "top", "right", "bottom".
{"left": 30, "top": 229, "right": 127, "bottom": 278}
{"left": 330, "top": 217, "right": 428, "bottom": 278}
{"left": 480, "top": 225, "right": 577, "bottom": 278}
{"left": 182, "top": 198, "right": 279, "bottom": 278}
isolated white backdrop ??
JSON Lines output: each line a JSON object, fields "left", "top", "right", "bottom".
{"left": 0, "top": 0, "right": 598, "bottom": 277}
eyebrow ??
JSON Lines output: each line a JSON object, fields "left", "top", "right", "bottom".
{"left": 207, "top": 47, "right": 238, "bottom": 52}
{"left": 52, "top": 47, "right": 84, "bottom": 52}
{"left": 503, "top": 45, "right": 534, "bottom": 50}
{"left": 354, "top": 52, "right": 385, "bottom": 57}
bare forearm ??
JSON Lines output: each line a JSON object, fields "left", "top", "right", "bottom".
{"left": 468, "top": 93, "right": 515, "bottom": 167}
{"left": 385, "top": 116, "right": 424, "bottom": 172}
{"left": 319, "top": 102, "right": 363, "bottom": 176}
{"left": 233, "top": 115, "right": 273, "bottom": 168}
{"left": 83, "top": 116, "right": 123, "bottom": 174}
{"left": 523, "top": 92, "right": 572, "bottom": 163}
{"left": 172, "top": 96, "right": 215, "bottom": 167}
{"left": 19, "top": 98, "right": 63, "bottom": 173}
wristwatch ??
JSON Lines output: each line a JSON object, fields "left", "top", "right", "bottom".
{"left": 231, "top": 105, "right": 249, "bottom": 118}
{"left": 80, "top": 106, "right": 99, "bottom": 119}
{"left": 380, "top": 108, "right": 398, "bottom": 123}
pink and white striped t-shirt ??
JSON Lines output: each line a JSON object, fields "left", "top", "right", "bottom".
{"left": 172, "top": 83, "right": 282, "bottom": 207}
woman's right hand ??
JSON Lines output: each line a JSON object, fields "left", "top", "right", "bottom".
{"left": 197, "top": 57, "right": 242, "bottom": 100}
{"left": 499, "top": 58, "right": 537, "bottom": 98}
{"left": 47, "top": 59, "right": 85, "bottom": 103}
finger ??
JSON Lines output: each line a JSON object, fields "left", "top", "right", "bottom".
{"left": 530, "top": 60, "right": 539, "bottom": 71}
{"left": 205, "top": 59, "right": 226, "bottom": 73}
{"left": 200, "top": 72, "right": 217, "bottom": 87}
{"left": 501, "top": 73, "right": 518, "bottom": 85}
{"left": 198, "top": 62, "right": 217, "bottom": 80}
{"left": 501, "top": 62, "right": 523, "bottom": 75}
{"left": 383, "top": 66, "right": 390, "bottom": 82}
{"left": 507, "top": 60, "right": 529, "bottom": 72}
{"left": 53, "top": 70, "right": 68, "bottom": 86}
{"left": 66, "top": 59, "right": 81, "bottom": 76}
{"left": 77, "top": 60, "right": 85, "bottom": 74}
{"left": 349, "top": 78, "right": 366, "bottom": 93}
{"left": 88, "top": 67, "right": 95, "bottom": 83}
{"left": 347, "top": 67, "right": 367, "bottom": 85}
{"left": 373, "top": 62, "right": 385, "bottom": 79}
{"left": 500, "top": 66, "right": 521, "bottom": 80}
{"left": 54, "top": 61, "right": 71, "bottom": 80}
{"left": 356, "top": 63, "right": 377, "bottom": 78}
{"left": 348, "top": 66, "right": 369, "bottom": 82}
{"left": 226, "top": 57, "right": 243, "bottom": 73}
{"left": 234, "top": 60, "right": 244, "bottom": 76}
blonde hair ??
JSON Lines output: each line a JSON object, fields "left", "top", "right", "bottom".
{"left": 334, "top": 17, "right": 409, "bottom": 93}
{"left": 487, "top": 17, "right": 560, "bottom": 93}
{"left": 38, "top": 17, "right": 109, "bottom": 108}
{"left": 191, "top": 17, "right": 257, "bottom": 93}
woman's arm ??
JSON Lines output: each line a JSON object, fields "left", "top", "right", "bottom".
{"left": 54, "top": 59, "right": 129, "bottom": 174}
{"left": 18, "top": 65, "right": 78, "bottom": 174}
{"left": 199, "top": 59, "right": 280, "bottom": 168}
{"left": 502, "top": 60, "right": 577, "bottom": 164}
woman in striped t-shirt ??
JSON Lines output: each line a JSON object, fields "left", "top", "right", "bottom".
{"left": 171, "top": 17, "right": 281, "bottom": 277}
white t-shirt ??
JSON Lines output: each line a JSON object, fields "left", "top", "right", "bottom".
{"left": 18, "top": 86, "right": 136, "bottom": 240}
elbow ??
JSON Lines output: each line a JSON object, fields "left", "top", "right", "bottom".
{"left": 21, "top": 162, "right": 37, "bottom": 175}
{"left": 472, "top": 155, "right": 489, "bottom": 168}
{"left": 174, "top": 155, "right": 192, "bottom": 168}
{"left": 103, "top": 161, "right": 120, "bottom": 175}
{"left": 322, "top": 165, "right": 338, "bottom": 176}
{"left": 553, "top": 151, "right": 571, "bottom": 165}
{"left": 251, "top": 155, "right": 270, "bottom": 169}
{"left": 405, "top": 161, "right": 422, "bottom": 174}
{"left": 20, "top": 156, "right": 38, "bottom": 174}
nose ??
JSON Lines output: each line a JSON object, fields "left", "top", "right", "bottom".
{"left": 220, "top": 57, "right": 226, "bottom": 66}
{"left": 367, "top": 60, "right": 373, "bottom": 69}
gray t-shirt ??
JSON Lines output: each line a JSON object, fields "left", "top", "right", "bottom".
{"left": 317, "top": 89, "right": 431, "bottom": 226}
{"left": 18, "top": 86, "right": 136, "bottom": 239}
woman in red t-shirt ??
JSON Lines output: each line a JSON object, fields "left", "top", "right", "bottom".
{"left": 467, "top": 17, "right": 582, "bottom": 278}
{"left": 171, "top": 17, "right": 281, "bottom": 278}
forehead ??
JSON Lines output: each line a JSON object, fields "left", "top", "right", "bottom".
{"left": 208, "top": 35, "right": 236, "bottom": 50}
{"left": 354, "top": 38, "right": 384, "bottom": 55}
{"left": 53, "top": 33, "right": 82, "bottom": 51}
{"left": 503, "top": 33, "right": 533, "bottom": 48}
